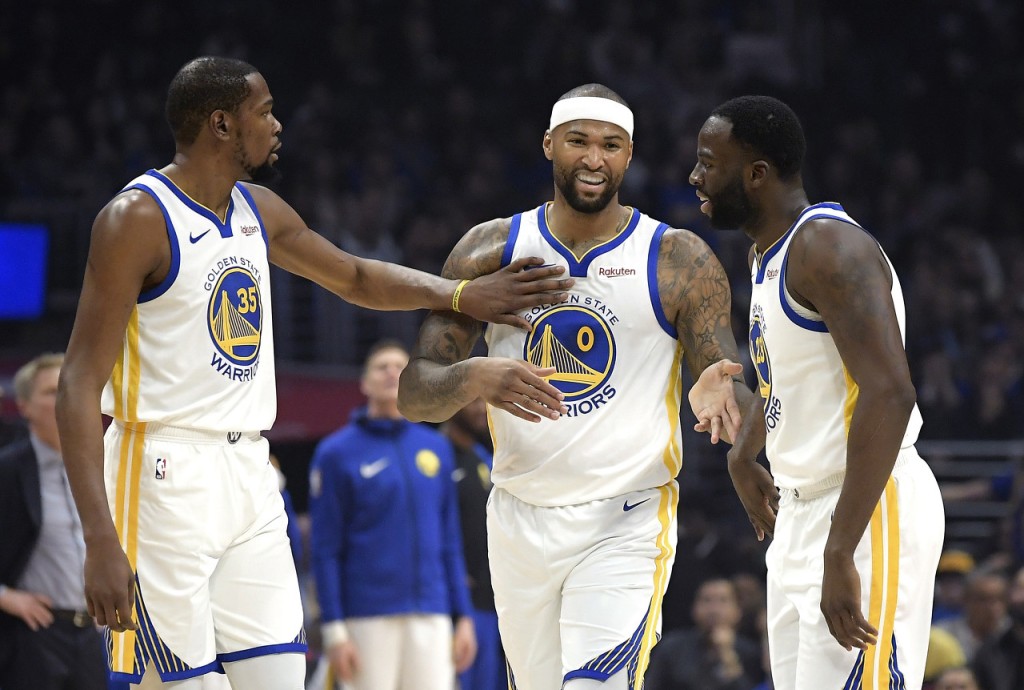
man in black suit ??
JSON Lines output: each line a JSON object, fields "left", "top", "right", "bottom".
{"left": 0, "top": 352, "right": 106, "bottom": 690}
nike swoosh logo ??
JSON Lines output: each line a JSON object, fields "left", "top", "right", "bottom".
{"left": 359, "top": 458, "right": 390, "bottom": 479}
{"left": 189, "top": 229, "right": 212, "bottom": 244}
{"left": 622, "top": 498, "right": 651, "bottom": 512}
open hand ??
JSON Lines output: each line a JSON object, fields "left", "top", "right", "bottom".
{"left": 469, "top": 357, "right": 567, "bottom": 422}
{"left": 458, "top": 257, "right": 574, "bottom": 330}
{"left": 690, "top": 359, "right": 744, "bottom": 443}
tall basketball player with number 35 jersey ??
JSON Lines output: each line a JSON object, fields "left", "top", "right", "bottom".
{"left": 690, "top": 96, "right": 943, "bottom": 690}
{"left": 55, "top": 56, "right": 574, "bottom": 690}
{"left": 398, "top": 84, "right": 750, "bottom": 690}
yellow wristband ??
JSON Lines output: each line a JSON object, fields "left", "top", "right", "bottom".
{"left": 452, "top": 279, "right": 471, "bottom": 313}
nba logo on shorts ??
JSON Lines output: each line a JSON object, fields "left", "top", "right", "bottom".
{"left": 155, "top": 457, "right": 167, "bottom": 480}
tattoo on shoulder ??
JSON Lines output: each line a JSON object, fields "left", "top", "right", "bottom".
{"left": 441, "top": 218, "right": 512, "bottom": 280}
{"left": 657, "top": 228, "right": 738, "bottom": 374}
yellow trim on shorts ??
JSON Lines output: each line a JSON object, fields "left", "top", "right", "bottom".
{"left": 863, "top": 477, "right": 899, "bottom": 690}
{"left": 632, "top": 482, "right": 678, "bottom": 688}
{"left": 110, "top": 422, "right": 146, "bottom": 674}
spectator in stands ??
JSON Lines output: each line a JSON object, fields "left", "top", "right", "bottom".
{"left": 937, "top": 570, "right": 1011, "bottom": 662}
{"left": 645, "top": 578, "right": 763, "bottom": 690}
{"left": 972, "top": 564, "right": 1024, "bottom": 690}
{"left": 933, "top": 550, "right": 976, "bottom": 622}
{"left": 932, "top": 665, "right": 981, "bottom": 690}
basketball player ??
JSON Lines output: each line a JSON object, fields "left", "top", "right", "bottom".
{"left": 397, "top": 84, "right": 750, "bottom": 690}
{"left": 54, "top": 56, "right": 572, "bottom": 690}
{"left": 688, "top": 95, "right": 944, "bottom": 689}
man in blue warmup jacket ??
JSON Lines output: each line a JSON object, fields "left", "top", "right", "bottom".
{"left": 309, "top": 339, "right": 476, "bottom": 690}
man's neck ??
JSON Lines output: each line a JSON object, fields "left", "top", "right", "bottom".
{"left": 748, "top": 189, "right": 810, "bottom": 254}
{"left": 160, "top": 156, "right": 238, "bottom": 221}
{"left": 546, "top": 199, "right": 629, "bottom": 249}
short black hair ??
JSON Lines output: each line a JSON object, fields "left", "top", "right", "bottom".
{"left": 557, "top": 83, "right": 629, "bottom": 108}
{"left": 711, "top": 95, "right": 806, "bottom": 180}
{"left": 166, "top": 56, "right": 259, "bottom": 146}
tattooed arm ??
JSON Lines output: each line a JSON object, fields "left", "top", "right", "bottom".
{"left": 398, "top": 219, "right": 568, "bottom": 424}
{"left": 659, "top": 228, "right": 752, "bottom": 442}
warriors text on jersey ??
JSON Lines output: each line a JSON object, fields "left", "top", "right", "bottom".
{"left": 485, "top": 204, "right": 683, "bottom": 507}
{"left": 748, "top": 203, "right": 923, "bottom": 490}
{"left": 101, "top": 170, "right": 277, "bottom": 432}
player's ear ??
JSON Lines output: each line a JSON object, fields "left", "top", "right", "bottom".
{"left": 748, "top": 160, "right": 769, "bottom": 188}
{"left": 210, "top": 110, "right": 231, "bottom": 140}
{"left": 542, "top": 131, "right": 554, "bottom": 161}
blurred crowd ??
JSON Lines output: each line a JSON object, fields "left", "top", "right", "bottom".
{"left": 1, "top": 0, "right": 1023, "bottom": 688}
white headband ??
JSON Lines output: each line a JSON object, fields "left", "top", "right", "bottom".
{"left": 549, "top": 96, "right": 634, "bottom": 139}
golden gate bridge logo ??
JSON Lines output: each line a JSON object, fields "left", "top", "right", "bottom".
{"left": 207, "top": 267, "right": 262, "bottom": 365}
{"left": 524, "top": 305, "right": 615, "bottom": 399}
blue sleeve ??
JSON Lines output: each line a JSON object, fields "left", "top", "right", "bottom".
{"left": 309, "top": 437, "right": 349, "bottom": 623}
{"left": 439, "top": 438, "right": 473, "bottom": 618}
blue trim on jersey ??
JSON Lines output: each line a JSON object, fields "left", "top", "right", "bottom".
{"left": 146, "top": 170, "right": 234, "bottom": 237}
{"left": 754, "top": 202, "right": 846, "bottom": 284}
{"left": 500, "top": 213, "right": 523, "bottom": 268}
{"left": 235, "top": 182, "right": 271, "bottom": 251}
{"left": 128, "top": 183, "right": 181, "bottom": 303}
{"left": 647, "top": 223, "right": 677, "bottom": 338}
{"left": 537, "top": 205, "right": 640, "bottom": 278}
{"left": 218, "top": 641, "right": 308, "bottom": 664}
{"left": 779, "top": 250, "right": 829, "bottom": 332}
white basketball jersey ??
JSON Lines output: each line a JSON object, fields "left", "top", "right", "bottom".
{"left": 749, "top": 203, "right": 922, "bottom": 489}
{"left": 485, "top": 204, "right": 683, "bottom": 507}
{"left": 100, "top": 170, "right": 277, "bottom": 432}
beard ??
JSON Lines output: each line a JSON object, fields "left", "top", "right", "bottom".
{"left": 554, "top": 164, "right": 622, "bottom": 214}
{"left": 247, "top": 159, "right": 282, "bottom": 185}
{"left": 707, "top": 176, "right": 757, "bottom": 230}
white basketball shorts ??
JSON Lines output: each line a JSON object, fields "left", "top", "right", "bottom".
{"left": 103, "top": 422, "right": 305, "bottom": 684}
{"left": 487, "top": 482, "right": 678, "bottom": 690}
{"left": 766, "top": 449, "right": 944, "bottom": 690}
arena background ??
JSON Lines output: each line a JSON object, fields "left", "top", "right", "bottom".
{"left": 0, "top": 0, "right": 1021, "bottom": 551}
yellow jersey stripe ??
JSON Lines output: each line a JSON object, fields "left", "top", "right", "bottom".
{"left": 111, "top": 337, "right": 126, "bottom": 420}
{"left": 842, "top": 363, "right": 859, "bottom": 437}
{"left": 660, "top": 344, "right": 683, "bottom": 476}
{"left": 633, "top": 482, "right": 677, "bottom": 688}
{"left": 126, "top": 309, "right": 142, "bottom": 422}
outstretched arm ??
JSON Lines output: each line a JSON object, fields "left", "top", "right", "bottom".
{"left": 398, "top": 219, "right": 567, "bottom": 423}
{"left": 789, "top": 219, "right": 917, "bottom": 651}
{"left": 659, "top": 228, "right": 752, "bottom": 443}
{"left": 250, "top": 185, "right": 572, "bottom": 329}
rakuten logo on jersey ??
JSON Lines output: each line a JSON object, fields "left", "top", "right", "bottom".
{"left": 598, "top": 267, "right": 636, "bottom": 278}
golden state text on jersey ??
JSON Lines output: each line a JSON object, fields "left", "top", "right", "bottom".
{"left": 522, "top": 298, "right": 618, "bottom": 418}
{"left": 484, "top": 204, "right": 683, "bottom": 506}
{"left": 206, "top": 259, "right": 263, "bottom": 380}
{"left": 101, "top": 170, "right": 277, "bottom": 432}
